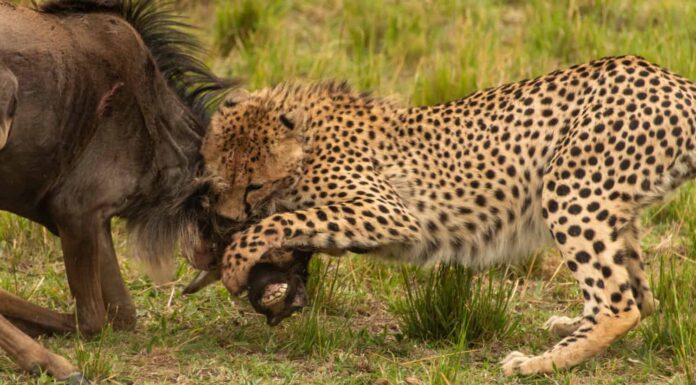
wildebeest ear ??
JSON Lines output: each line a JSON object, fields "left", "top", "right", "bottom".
{"left": 0, "top": 66, "right": 18, "bottom": 150}
{"left": 222, "top": 89, "right": 250, "bottom": 108}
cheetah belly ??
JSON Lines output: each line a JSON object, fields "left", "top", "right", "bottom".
{"left": 376, "top": 197, "right": 554, "bottom": 269}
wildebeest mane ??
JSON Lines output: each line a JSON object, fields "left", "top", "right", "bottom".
{"left": 40, "top": 0, "right": 235, "bottom": 130}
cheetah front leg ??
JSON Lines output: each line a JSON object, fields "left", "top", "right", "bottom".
{"left": 219, "top": 200, "right": 422, "bottom": 294}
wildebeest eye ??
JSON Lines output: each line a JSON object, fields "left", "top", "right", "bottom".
{"left": 279, "top": 114, "right": 295, "bottom": 130}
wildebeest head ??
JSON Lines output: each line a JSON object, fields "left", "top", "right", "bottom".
{"left": 182, "top": 245, "right": 312, "bottom": 326}
{"left": 247, "top": 261, "right": 308, "bottom": 326}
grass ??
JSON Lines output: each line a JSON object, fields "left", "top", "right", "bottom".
{"left": 391, "top": 265, "right": 517, "bottom": 346}
{"left": 641, "top": 256, "right": 696, "bottom": 383}
{"left": 2, "top": 0, "right": 696, "bottom": 384}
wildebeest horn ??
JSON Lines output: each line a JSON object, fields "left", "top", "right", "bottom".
{"left": 182, "top": 269, "right": 221, "bottom": 295}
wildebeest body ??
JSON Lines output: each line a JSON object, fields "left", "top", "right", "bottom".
{"left": 0, "top": 1, "right": 232, "bottom": 380}
{"left": 0, "top": 3, "right": 200, "bottom": 229}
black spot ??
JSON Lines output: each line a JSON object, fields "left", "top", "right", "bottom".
{"left": 593, "top": 241, "right": 606, "bottom": 254}
{"left": 575, "top": 251, "right": 591, "bottom": 263}
{"left": 601, "top": 266, "right": 612, "bottom": 278}
{"left": 567, "top": 260, "right": 578, "bottom": 272}
{"left": 557, "top": 184, "right": 571, "bottom": 196}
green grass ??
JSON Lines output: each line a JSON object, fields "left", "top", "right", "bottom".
{"left": 2, "top": 0, "right": 696, "bottom": 384}
{"left": 641, "top": 256, "right": 696, "bottom": 383}
{"left": 392, "top": 265, "right": 517, "bottom": 346}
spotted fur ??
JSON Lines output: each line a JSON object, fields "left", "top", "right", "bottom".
{"left": 203, "top": 56, "right": 695, "bottom": 375}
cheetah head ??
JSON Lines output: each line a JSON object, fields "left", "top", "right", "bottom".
{"left": 202, "top": 89, "right": 308, "bottom": 223}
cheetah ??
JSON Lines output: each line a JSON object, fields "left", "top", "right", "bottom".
{"left": 201, "top": 56, "right": 695, "bottom": 375}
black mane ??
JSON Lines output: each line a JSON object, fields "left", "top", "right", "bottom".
{"left": 40, "top": 0, "right": 236, "bottom": 129}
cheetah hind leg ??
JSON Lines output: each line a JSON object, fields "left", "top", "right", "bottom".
{"left": 624, "top": 220, "right": 660, "bottom": 318}
{"left": 503, "top": 304, "right": 640, "bottom": 375}
{"left": 542, "top": 223, "right": 658, "bottom": 340}
{"left": 504, "top": 198, "right": 642, "bottom": 375}
{"left": 543, "top": 297, "right": 605, "bottom": 337}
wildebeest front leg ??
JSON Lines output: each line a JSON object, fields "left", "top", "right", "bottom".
{"left": 98, "top": 223, "right": 136, "bottom": 331}
{"left": 0, "top": 65, "right": 18, "bottom": 150}
{"left": 0, "top": 315, "right": 86, "bottom": 383}
{"left": 0, "top": 222, "right": 133, "bottom": 336}
{"left": 57, "top": 215, "right": 107, "bottom": 337}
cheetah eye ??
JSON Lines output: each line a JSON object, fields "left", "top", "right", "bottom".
{"left": 279, "top": 114, "right": 295, "bottom": 130}
{"left": 222, "top": 96, "right": 239, "bottom": 108}
{"left": 246, "top": 183, "right": 263, "bottom": 193}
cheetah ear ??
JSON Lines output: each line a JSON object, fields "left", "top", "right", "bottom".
{"left": 222, "top": 89, "right": 250, "bottom": 108}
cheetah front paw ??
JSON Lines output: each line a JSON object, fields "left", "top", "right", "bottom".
{"left": 501, "top": 351, "right": 533, "bottom": 376}
{"left": 220, "top": 237, "right": 271, "bottom": 295}
{"left": 502, "top": 351, "right": 555, "bottom": 376}
{"left": 543, "top": 315, "right": 582, "bottom": 337}
{"left": 221, "top": 259, "right": 253, "bottom": 295}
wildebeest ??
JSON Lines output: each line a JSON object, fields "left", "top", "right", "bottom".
{"left": 0, "top": 0, "right": 235, "bottom": 381}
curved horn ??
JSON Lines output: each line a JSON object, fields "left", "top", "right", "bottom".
{"left": 182, "top": 269, "right": 221, "bottom": 295}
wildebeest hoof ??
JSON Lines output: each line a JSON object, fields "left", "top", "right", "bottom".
{"left": 66, "top": 372, "right": 90, "bottom": 385}
{"left": 29, "top": 366, "right": 89, "bottom": 385}
{"left": 29, "top": 365, "right": 42, "bottom": 377}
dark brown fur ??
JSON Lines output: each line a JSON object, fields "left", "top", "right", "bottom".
{"left": 0, "top": 0, "right": 233, "bottom": 380}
